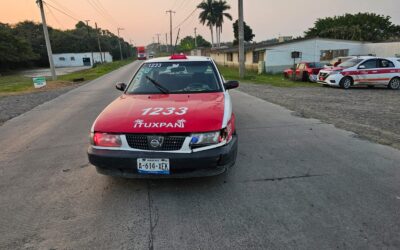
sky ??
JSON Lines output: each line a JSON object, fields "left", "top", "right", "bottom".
{"left": 1, "top": 0, "right": 400, "bottom": 46}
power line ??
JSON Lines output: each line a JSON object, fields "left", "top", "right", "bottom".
{"left": 44, "top": 1, "right": 81, "bottom": 22}
{"left": 174, "top": 8, "right": 197, "bottom": 30}
{"left": 93, "top": 0, "right": 119, "bottom": 26}
{"left": 46, "top": 0, "right": 83, "bottom": 21}
{"left": 86, "top": 0, "right": 119, "bottom": 28}
{"left": 44, "top": 2, "right": 65, "bottom": 29}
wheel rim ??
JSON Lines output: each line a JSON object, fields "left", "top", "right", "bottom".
{"left": 344, "top": 79, "right": 351, "bottom": 88}
{"left": 390, "top": 79, "right": 400, "bottom": 89}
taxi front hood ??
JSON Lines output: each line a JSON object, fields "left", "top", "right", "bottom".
{"left": 93, "top": 93, "right": 226, "bottom": 133}
{"left": 321, "top": 66, "right": 344, "bottom": 73}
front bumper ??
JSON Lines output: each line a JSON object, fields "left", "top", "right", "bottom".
{"left": 318, "top": 73, "right": 343, "bottom": 86}
{"left": 87, "top": 135, "right": 238, "bottom": 178}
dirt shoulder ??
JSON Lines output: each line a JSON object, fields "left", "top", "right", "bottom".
{"left": 238, "top": 83, "right": 400, "bottom": 150}
{"left": 0, "top": 84, "right": 82, "bottom": 125}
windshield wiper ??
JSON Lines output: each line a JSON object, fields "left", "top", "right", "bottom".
{"left": 145, "top": 76, "right": 169, "bottom": 94}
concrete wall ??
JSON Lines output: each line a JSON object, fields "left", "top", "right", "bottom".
{"left": 53, "top": 52, "right": 112, "bottom": 67}
{"left": 264, "top": 38, "right": 364, "bottom": 73}
{"left": 210, "top": 50, "right": 258, "bottom": 71}
{"left": 210, "top": 39, "right": 400, "bottom": 74}
{"left": 363, "top": 42, "right": 400, "bottom": 57}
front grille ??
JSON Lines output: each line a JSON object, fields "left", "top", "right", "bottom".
{"left": 125, "top": 134, "right": 186, "bottom": 151}
{"left": 319, "top": 72, "right": 329, "bottom": 80}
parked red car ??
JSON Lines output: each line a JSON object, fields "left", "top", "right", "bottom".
{"left": 284, "top": 62, "right": 325, "bottom": 82}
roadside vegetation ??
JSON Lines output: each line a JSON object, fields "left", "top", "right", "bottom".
{"left": 218, "top": 65, "right": 317, "bottom": 87}
{"left": 0, "top": 59, "right": 133, "bottom": 96}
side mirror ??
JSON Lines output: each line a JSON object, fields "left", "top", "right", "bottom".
{"left": 115, "top": 82, "right": 126, "bottom": 91}
{"left": 224, "top": 80, "right": 239, "bottom": 90}
{"left": 358, "top": 65, "right": 366, "bottom": 69}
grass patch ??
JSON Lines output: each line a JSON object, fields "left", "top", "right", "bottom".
{"left": 0, "top": 75, "right": 33, "bottom": 93}
{"left": 217, "top": 65, "right": 318, "bottom": 88}
{"left": 58, "top": 59, "right": 132, "bottom": 82}
{"left": 0, "top": 59, "right": 133, "bottom": 96}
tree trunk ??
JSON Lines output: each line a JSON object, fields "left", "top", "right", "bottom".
{"left": 216, "top": 26, "right": 220, "bottom": 47}
{"left": 210, "top": 26, "right": 214, "bottom": 47}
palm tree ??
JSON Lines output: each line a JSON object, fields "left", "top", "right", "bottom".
{"left": 197, "top": 0, "right": 216, "bottom": 47}
{"left": 213, "top": 0, "right": 232, "bottom": 47}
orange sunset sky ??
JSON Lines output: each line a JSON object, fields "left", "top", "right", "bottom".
{"left": 1, "top": 0, "right": 400, "bottom": 45}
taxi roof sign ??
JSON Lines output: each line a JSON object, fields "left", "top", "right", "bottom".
{"left": 170, "top": 54, "right": 187, "bottom": 60}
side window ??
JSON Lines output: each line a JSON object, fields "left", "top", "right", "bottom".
{"left": 359, "top": 59, "right": 378, "bottom": 69}
{"left": 379, "top": 59, "right": 395, "bottom": 68}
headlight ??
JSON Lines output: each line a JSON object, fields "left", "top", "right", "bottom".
{"left": 190, "top": 131, "right": 220, "bottom": 146}
{"left": 91, "top": 132, "right": 122, "bottom": 147}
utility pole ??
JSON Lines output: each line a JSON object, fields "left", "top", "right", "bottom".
{"left": 36, "top": 0, "right": 56, "bottom": 80}
{"left": 117, "top": 28, "right": 124, "bottom": 60}
{"left": 194, "top": 27, "right": 198, "bottom": 48}
{"left": 165, "top": 33, "right": 168, "bottom": 52}
{"left": 156, "top": 33, "right": 161, "bottom": 52}
{"left": 85, "top": 20, "right": 95, "bottom": 66}
{"left": 95, "top": 22, "right": 103, "bottom": 63}
{"left": 173, "top": 28, "right": 180, "bottom": 54}
{"left": 238, "top": 0, "right": 245, "bottom": 78}
{"left": 166, "top": 10, "right": 175, "bottom": 50}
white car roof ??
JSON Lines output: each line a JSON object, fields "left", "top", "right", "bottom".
{"left": 145, "top": 56, "right": 213, "bottom": 63}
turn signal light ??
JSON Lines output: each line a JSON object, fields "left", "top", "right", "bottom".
{"left": 92, "top": 133, "right": 122, "bottom": 147}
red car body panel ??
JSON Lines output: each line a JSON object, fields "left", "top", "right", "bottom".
{"left": 284, "top": 62, "right": 324, "bottom": 80}
{"left": 93, "top": 93, "right": 225, "bottom": 134}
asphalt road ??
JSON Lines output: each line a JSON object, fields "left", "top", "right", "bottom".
{"left": 1, "top": 61, "right": 400, "bottom": 249}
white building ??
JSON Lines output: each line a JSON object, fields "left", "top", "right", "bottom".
{"left": 52, "top": 52, "right": 113, "bottom": 67}
{"left": 210, "top": 38, "right": 400, "bottom": 73}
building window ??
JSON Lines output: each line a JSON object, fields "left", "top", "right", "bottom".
{"left": 59, "top": 57, "right": 65, "bottom": 61}
{"left": 252, "top": 51, "right": 264, "bottom": 63}
{"left": 70, "top": 56, "right": 75, "bottom": 61}
{"left": 320, "top": 49, "right": 349, "bottom": 61}
{"left": 227, "top": 53, "right": 233, "bottom": 62}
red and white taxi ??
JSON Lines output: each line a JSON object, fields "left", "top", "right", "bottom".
{"left": 317, "top": 56, "right": 400, "bottom": 89}
{"left": 87, "top": 55, "right": 239, "bottom": 178}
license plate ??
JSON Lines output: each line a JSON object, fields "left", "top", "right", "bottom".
{"left": 137, "top": 158, "right": 170, "bottom": 175}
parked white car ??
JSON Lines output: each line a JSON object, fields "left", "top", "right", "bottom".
{"left": 317, "top": 56, "right": 400, "bottom": 89}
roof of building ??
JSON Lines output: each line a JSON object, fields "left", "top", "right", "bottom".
{"left": 210, "top": 37, "right": 366, "bottom": 53}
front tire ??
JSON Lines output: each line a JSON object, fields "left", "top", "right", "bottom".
{"left": 302, "top": 72, "right": 309, "bottom": 82}
{"left": 339, "top": 76, "right": 353, "bottom": 89}
{"left": 388, "top": 77, "right": 400, "bottom": 90}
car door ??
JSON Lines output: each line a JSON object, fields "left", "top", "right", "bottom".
{"left": 357, "top": 59, "right": 378, "bottom": 85}
{"left": 378, "top": 59, "right": 396, "bottom": 85}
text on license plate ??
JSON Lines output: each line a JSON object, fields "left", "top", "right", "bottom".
{"left": 137, "top": 158, "right": 170, "bottom": 175}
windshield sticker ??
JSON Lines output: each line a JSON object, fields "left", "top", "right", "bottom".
{"left": 147, "top": 63, "right": 162, "bottom": 68}
{"left": 141, "top": 107, "right": 188, "bottom": 116}
{"left": 134, "top": 119, "right": 186, "bottom": 129}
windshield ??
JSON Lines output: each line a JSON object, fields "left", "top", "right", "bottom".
{"left": 308, "top": 62, "right": 324, "bottom": 68}
{"left": 126, "top": 61, "right": 222, "bottom": 94}
{"left": 338, "top": 58, "right": 363, "bottom": 68}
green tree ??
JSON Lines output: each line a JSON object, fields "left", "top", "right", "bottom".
{"left": 305, "top": 13, "right": 400, "bottom": 42}
{"left": 233, "top": 20, "right": 255, "bottom": 45}
{"left": 213, "top": 0, "right": 232, "bottom": 47}
{"left": 197, "top": 0, "right": 217, "bottom": 47}
{"left": 0, "top": 23, "right": 38, "bottom": 69}
{"left": 178, "top": 35, "right": 211, "bottom": 52}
